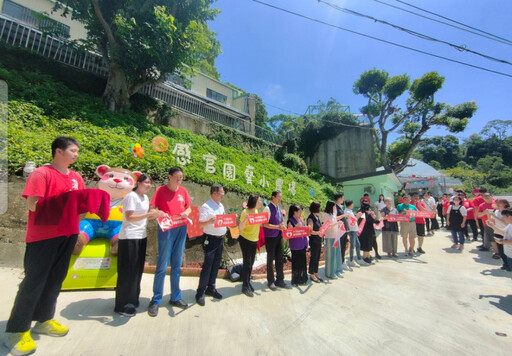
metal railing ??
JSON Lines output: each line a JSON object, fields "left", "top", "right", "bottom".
{"left": 0, "top": 15, "right": 283, "bottom": 144}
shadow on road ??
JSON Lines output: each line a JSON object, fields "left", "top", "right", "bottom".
{"left": 479, "top": 294, "right": 512, "bottom": 315}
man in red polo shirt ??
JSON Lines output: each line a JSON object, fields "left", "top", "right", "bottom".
{"left": 477, "top": 192, "right": 498, "bottom": 258}
{"left": 472, "top": 188, "right": 485, "bottom": 242}
{"left": 5, "top": 137, "right": 85, "bottom": 356}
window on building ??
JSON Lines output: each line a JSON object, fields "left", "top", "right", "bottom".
{"left": 206, "top": 88, "right": 227, "bottom": 104}
{"left": 2, "top": 0, "right": 70, "bottom": 38}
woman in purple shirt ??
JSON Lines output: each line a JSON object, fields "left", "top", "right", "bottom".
{"left": 287, "top": 204, "right": 309, "bottom": 286}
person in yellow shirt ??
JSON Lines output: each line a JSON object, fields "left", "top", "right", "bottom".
{"left": 238, "top": 194, "right": 263, "bottom": 297}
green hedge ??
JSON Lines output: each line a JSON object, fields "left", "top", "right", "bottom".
{"left": 8, "top": 101, "right": 336, "bottom": 205}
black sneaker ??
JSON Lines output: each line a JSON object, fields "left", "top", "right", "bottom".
{"left": 417, "top": 247, "right": 425, "bottom": 254}
{"left": 249, "top": 282, "right": 255, "bottom": 292}
{"left": 479, "top": 247, "right": 490, "bottom": 251}
{"left": 116, "top": 304, "right": 136, "bottom": 317}
{"left": 205, "top": 288, "right": 223, "bottom": 299}
{"left": 268, "top": 283, "right": 277, "bottom": 291}
{"left": 169, "top": 299, "right": 188, "bottom": 309}
{"left": 147, "top": 302, "right": 159, "bottom": 317}
{"left": 275, "top": 281, "right": 292, "bottom": 289}
{"left": 242, "top": 287, "right": 254, "bottom": 297}
{"left": 195, "top": 296, "right": 205, "bottom": 307}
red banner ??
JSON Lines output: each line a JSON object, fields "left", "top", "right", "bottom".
{"left": 349, "top": 217, "right": 357, "bottom": 226}
{"left": 340, "top": 223, "right": 346, "bottom": 232}
{"left": 214, "top": 214, "right": 237, "bottom": 228}
{"left": 406, "top": 210, "right": 436, "bottom": 219}
{"left": 158, "top": 215, "right": 189, "bottom": 232}
{"left": 283, "top": 227, "right": 310, "bottom": 239}
{"left": 357, "top": 215, "right": 366, "bottom": 236}
{"left": 319, "top": 220, "right": 331, "bottom": 237}
{"left": 387, "top": 214, "right": 411, "bottom": 222}
{"left": 187, "top": 206, "right": 203, "bottom": 238}
{"left": 247, "top": 212, "right": 269, "bottom": 225}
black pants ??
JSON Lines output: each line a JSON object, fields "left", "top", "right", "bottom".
{"left": 291, "top": 248, "right": 308, "bottom": 285}
{"left": 373, "top": 238, "right": 379, "bottom": 256}
{"left": 438, "top": 214, "right": 445, "bottom": 227}
{"left": 340, "top": 233, "right": 348, "bottom": 263}
{"left": 426, "top": 218, "right": 439, "bottom": 232}
{"left": 308, "top": 236, "right": 322, "bottom": 274}
{"left": 115, "top": 238, "right": 147, "bottom": 312}
{"left": 196, "top": 234, "right": 224, "bottom": 297}
{"left": 265, "top": 236, "right": 284, "bottom": 285}
{"left": 239, "top": 236, "right": 257, "bottom": 289}
{"left": 496, "top": 235, "right": 508, "bottom": 267}
{"left": 464, "top": 220, "right": 478, "bottom": 240}
{"left": 6, "top": 235, "right": 77, "bottom": 333}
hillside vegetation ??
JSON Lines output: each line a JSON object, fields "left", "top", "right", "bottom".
{"left": 1, "top": 46, "right": 337, "bottom": 205}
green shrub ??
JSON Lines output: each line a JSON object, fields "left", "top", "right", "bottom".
{"left": 282, "top": 153, "right": 308, "bottom": 174}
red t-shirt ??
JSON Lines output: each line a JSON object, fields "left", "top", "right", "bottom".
{"left": 23, "top": 165, "right": 85, "bottom": 243}
{"left": 414, "top": 201, "right": 426, "bottom": 224}
{"left": 150, "top": 185, "right": 191, "bottom": 215}
{"left": 478, "top": 201, "right": 497, "bottom": 226}
{"left": 472, "top": 196, "right": 484, "bottom": 218}
{"left": 443, "top": 200, "right": 450, "bottom": 215}
{"left": 462, "top": 199, "right": 475, "bottom": 220}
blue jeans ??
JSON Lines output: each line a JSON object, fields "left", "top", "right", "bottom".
{"left": 325, "top": 238, "right": 343, "bottom": 278}
{"left": 348, "top": 231, "right": 361, "bottom": 261}
{"left": 451, "top": 230, "right": 465, "bottom": 245}
{"left": 151, "top": 225, "right": 187, "bottom": 305}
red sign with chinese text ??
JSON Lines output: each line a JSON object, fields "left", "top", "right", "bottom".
{"left": 282, "top": 227, "right": 310, "bottom": 239}
{"left": 247, "top": 212, "right": 269, "bottom": 225}
{"left": 387, "top": 214, "right": 411, "bottom": 222}
{"left": 214, "top": 214, "right": 237, "bottom": 228}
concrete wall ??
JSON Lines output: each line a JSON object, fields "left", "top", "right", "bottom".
{"left": 0, "top": 177, "right": 254, "bottom": 268}
{"left": 306, "top": 126, "right": 376, "bottom": 179}
{"left": 0, "top": 0, "right": 88, "bottom": 40}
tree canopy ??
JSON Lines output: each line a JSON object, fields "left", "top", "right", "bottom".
{"left": 55, "top": 0, "right": 221, "bottom": 112}
{"left": 353, "top": 69, "right": 477, "bottom": 173}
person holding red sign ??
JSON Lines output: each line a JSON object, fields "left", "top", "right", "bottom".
{"left": 411, "top": 192, "right": 427, "bottom": 254}
{"left": 380, "top": 197, "right": 399, "bottom": 257}
{"left": 115, "top": 174, "right": 167, "bottom": 317}
{"left": 397, "top": 195, "right": 417, "bottom": 257}
{"left": 307, "top": 202, "right": 324, "bottom": 283}
{"left": 345, "top": 200, "right": 366, "bottom": 267}
{"left": 238, "top": 194, "right": 263, "bottom": 297}
{"left": 358, "top": 202, "right": 380, "bottom": 264}
{"left": 323, "top": 201, "right": 344, "bottom": 279}
{"left": 148, "top": 166, "right": 192, "bottom": 317}
{"left": 287, "top": 205, "right": 309, "bottom": 286}
{"left": 5, "top": 137, "right": 84, "bottom": 356}
{"left": 263, "top": 191, "right": 291, "bottom": 291}
{"left": 195, "top": 184, "right": 227, "bottom": 307}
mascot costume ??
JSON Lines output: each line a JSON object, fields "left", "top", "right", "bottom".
{"left": 73, "top": 165, "right": 141, "bottom": 256}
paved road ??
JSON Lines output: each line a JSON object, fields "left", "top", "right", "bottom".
{"left": 1, "top": 230, "right": 511, "bottom": 355}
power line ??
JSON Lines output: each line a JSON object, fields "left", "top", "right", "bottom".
{"left": 370, "top": 0, "right": 512, "bottom": 46}
{"left": 250, "top": 0, "right": 512, "bottom": 79}
{"left": 264, "top": 102, "right": 302, "bottom": 116}
{"left": 393, "top": 0, "right": 512, "bottom": 45}
{"left": 317, "top": 0, "right": 512, "bottom": 66}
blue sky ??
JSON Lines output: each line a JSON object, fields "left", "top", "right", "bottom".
{"left": 209, "top": 0, "right": 512, "bottom": 141}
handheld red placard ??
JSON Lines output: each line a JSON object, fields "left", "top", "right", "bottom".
{"left": 319, "top": 220, "right": 331, "bottom": 237}
{"left": 406, "top": 210, "right": 436, "bottom": 219}
{"left": 282, "top": 227, "right": 310, "bottom": 239}
{"left": 214, "top": 214, "right": 237, "bottom": 228}
{"left": 246, "top": 212, "right": 269, "bottom": 225}
{"left": 387, "top": 214, "right": 411, "bottom": 222}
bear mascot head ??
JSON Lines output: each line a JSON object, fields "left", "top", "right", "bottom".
{"left": 74, "top": 165, "right": 141, "bottom": 255}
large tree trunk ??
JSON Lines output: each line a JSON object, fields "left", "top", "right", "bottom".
{"left": 103, "top": 64, "right": 131, "bottom": 112}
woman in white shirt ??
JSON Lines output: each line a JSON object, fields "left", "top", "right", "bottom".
{"left": 115, "top": 174, "right": 166, "bottom": 317}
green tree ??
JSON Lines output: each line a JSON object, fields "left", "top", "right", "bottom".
{"left": 55, "top": 0, "right": 220, "bottom": 112}
{"left": 353, "top": 69, "right": 477, "bottom": 173}
{"left": 417, "top": 135, "right": 461, "bottom": 169}
{"left": 480, "top": 119, "right": 512, "bottom": 141}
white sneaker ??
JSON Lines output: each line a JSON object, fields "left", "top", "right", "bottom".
{"left": 349, "top": 260, "right": 360, "bottom": 268}
{"left": 342, "top": 262, "right": 353, "bottom": 272}
{"left": 357, "top": 259, "right": 369, "bottom": 266}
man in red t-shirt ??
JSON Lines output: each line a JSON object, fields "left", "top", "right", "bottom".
{"left": 5, "top": 137, "right": 84, "bottom": 355}
{"left": 460, "top": 192, "right": 478, "bottom": 241}
{"left": 477, "top": 193, "right": 498, "bottom": 256}
{"left": 472, "top": 188, "right": 485, "bottom": 241}
{"left": 147, "top": 166, "right": 192, "bottom": 317}
{"left": 411, "top": 192, "right": 427, "bottom": 254}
